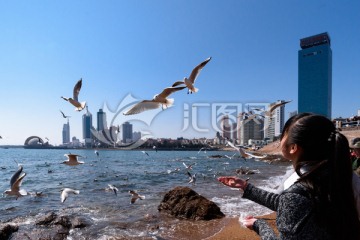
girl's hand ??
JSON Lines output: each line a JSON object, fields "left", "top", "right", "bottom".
{"left": 217, "top": 176, "right": 248, "bottom": 190}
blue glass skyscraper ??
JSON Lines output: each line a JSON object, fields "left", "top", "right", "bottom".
{"left": 82, "top": 106, "right": 93, "bottom": 147}
{"left": 298, "top": 32, "right": 332, "bottom": 118}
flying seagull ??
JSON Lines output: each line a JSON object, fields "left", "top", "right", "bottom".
{"left": 183, "top": 162, "right": 195, "bottom": 170}
{"left": 107, "top": 184, "right": 119, "bottom": 196}
{"left": 4, "top": 163, "right": 28, "bottom": 199}
{"left": 141, "top": 150, "right": 149, "bottom": 157}
{"left": 62, "top": 154, "right": 84, "bottom": 166}
{"left": 254, "top": 100, "right": 292, "bottom": 117}
{"left": 187, "top": 171, "right": 196, "bottom": 185}
{"left": 129, "top": 190, "right": 145, "bottom": 204}
{"left": 172, "top": 57, "right": 212, "bottom": 94}
{"left": 123, "top": 86, "right": 186, "bottom": 115}
{"left": 61, "top": 78, "right": 86, "bottom": 112}
{"left": 61, "top": 188, "right": 80, "bottom": 203}
{"left": 60, "top": 110, "right": 71, "bottom": 118}
{"left": 226, "top": 141, "right": 266, "bottom": 160}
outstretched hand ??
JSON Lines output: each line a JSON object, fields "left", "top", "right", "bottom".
{"left": 240, "top": 215, "right": 257, "bottom": 229}
{"left": 217, "top": 176, "right": 248, "bottom": 190}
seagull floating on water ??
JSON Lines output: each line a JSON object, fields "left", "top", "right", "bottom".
{"left": 4, "top": 163, "right": 27, "bottom": 199}
{"left": 123, "top": 86, "right": 186, "bottom": 115}
{"left": 61, "top": 78, "right": 86, "bottom": 112}
{"left": 129, "top": 190, "right": 145, "bottom": 204}
{"left": 62, "top": 154, "right": 84, "bottom": 166}
{"left": 61, "top": 188, "right": 80, "bottom": 203}
{"left": 172, "top": 57, "right": 212, "bottom": 94}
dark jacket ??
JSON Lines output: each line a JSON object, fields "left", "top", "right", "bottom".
{"left": 243, "top": 183, "right": 331, "bottom": 240}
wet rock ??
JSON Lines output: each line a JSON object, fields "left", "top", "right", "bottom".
{"left": 0, "top": 223, "right": 18, "bottom": 239}
{"left": 158, "top": 186, "right": 225, "bottom": 220}
{"left": 71, "top": 216, "right": 90, "bottom": 228}
{"left": 11, "top": 212, "right": 90, "bottom": 240}
{"left": 11, "top": 225, "right": 69, "bottom": 240}
{"left": 36, "top": 211, "right": 57, "bottom": 225}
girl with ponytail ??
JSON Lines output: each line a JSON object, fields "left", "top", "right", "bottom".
{"left": 218, "top": 113, "right": 360, "bottom": 239}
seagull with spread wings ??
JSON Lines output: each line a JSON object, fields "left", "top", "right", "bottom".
{"left": 61, "top": 154, "right": 84, "bottom": 166}
{"left": 123, "top": 86, "right": 186, "bottom": 115}
{"left": 61, "top": 78, "right": 86, "bottom": 111}
{"left": 172, "top": 57, "right": 212, "bottom": 94}
{"left": 60, "top": 188, "right": 80, "bottom": 203}
{"left": 129, "top": 190, "right": 145, "bottom": 204}
{"left": 226, "top": 141, "right": 266, "bottom": 160}
{"left": 4, "top": 162, "right": 28, "bottom": 199}
{"left": 60, "top": 110, "right": 71, "bottom": 118}
{"left": 107, "top": 184, "right": 119, "bottom": 196}
{"left": 254, "top": 100, "right": 292, "bottom": 117}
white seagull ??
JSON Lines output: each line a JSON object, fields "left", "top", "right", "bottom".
{"left": 4, "top": 163, "right": 28, "bottom": 199}
{"left": 129, "top": 190, "right": 145, "bottom": 204}
{"left": 226, "top": 141, "right": 266, "bottom": 160}
{"left": 254, "top": 100, "right": 292, "bottom": 117}
{"left": 61, "top": 78, "right": 86, "bottom": 112}
{"left": 172, "top": 57, "right": 212, "bottom": 94}
{"left": 187, "top": 171, "right": 196, "bottom": 185}
{"left": 61, "top": 188, "right": 80, "bottom": 203}
{"left": 183, "top": 162, "right": 195, "bottom": 170}
{"left": 123, "top": 86, "right": 186, "bottom": 115}
{"left": 141, "top": 150, "right": 150, "bottom": 157}
{"left": 224, "top": 152, "right": 237, "bottom": 159}
{"left": 62, "top": 154, "right": 84, "bottom": 166}
{"left": 107, "top": 184, "right": 119, "bottom": 196}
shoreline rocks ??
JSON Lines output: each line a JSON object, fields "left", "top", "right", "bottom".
{"left": 158, "top": 186, "right": 225, "bottom": 220}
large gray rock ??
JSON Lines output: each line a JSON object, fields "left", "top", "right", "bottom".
{"left": 158, "top": 186, "right": 225, "bottom": 220}
{"left": 0, "top": 223, "right": 18, "bottom": 240}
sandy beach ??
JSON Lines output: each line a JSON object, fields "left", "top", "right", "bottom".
{"left": 207, "top": 213, "right": 277, "bottom": 240}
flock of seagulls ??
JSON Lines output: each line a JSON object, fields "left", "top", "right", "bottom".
{"left": 123, "top": 57, "right": 212, "bottom": 115}
{"left": 3, "top": 157, "right": 148, "bottom": 204}
{"left": 2, "top": 56, "right": 290, "bottom": 206}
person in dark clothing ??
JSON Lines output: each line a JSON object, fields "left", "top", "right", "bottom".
{"left": 350, "top": 137, "right": 360, "bottom": 173}
{"left": 219, "top": 113, "right": 360, "bottom": 239}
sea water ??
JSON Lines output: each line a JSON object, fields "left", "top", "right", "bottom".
{"left": 0, "top": 148, "right": 291, "bottom": 239}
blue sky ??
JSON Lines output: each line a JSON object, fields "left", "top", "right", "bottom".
{"left": 0, "top": 0, "right": 359, "bottom": 145}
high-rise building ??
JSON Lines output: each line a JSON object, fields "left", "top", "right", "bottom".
{"left": 263, "top": 100, "right": 287, "bottom": 140}
{"left": 97, "top": 109, "right": 107, "bottom": 131}
{"left": 62, "top": 119, "right": 70, "bottom": 144}
{"left": 273, "top": 100, "right": 286, "bottom": 137}
{"left": 298, "top": 32, "right": 332, "bottom": 118}
{"left": 82, "top": 106, "right": 93, "bottom": 147}
{"left": 238, "top": 117, "right": 264, "bottom": 146}
{"left": 221, "top": 115, "right": 231, "bottom": 140}
{"left": 122, "top": 122, "right": 133, "bottom": 143}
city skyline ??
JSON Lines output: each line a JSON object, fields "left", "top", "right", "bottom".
{"left": 1, "top": 1, "right": 360, "bottom": 145}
